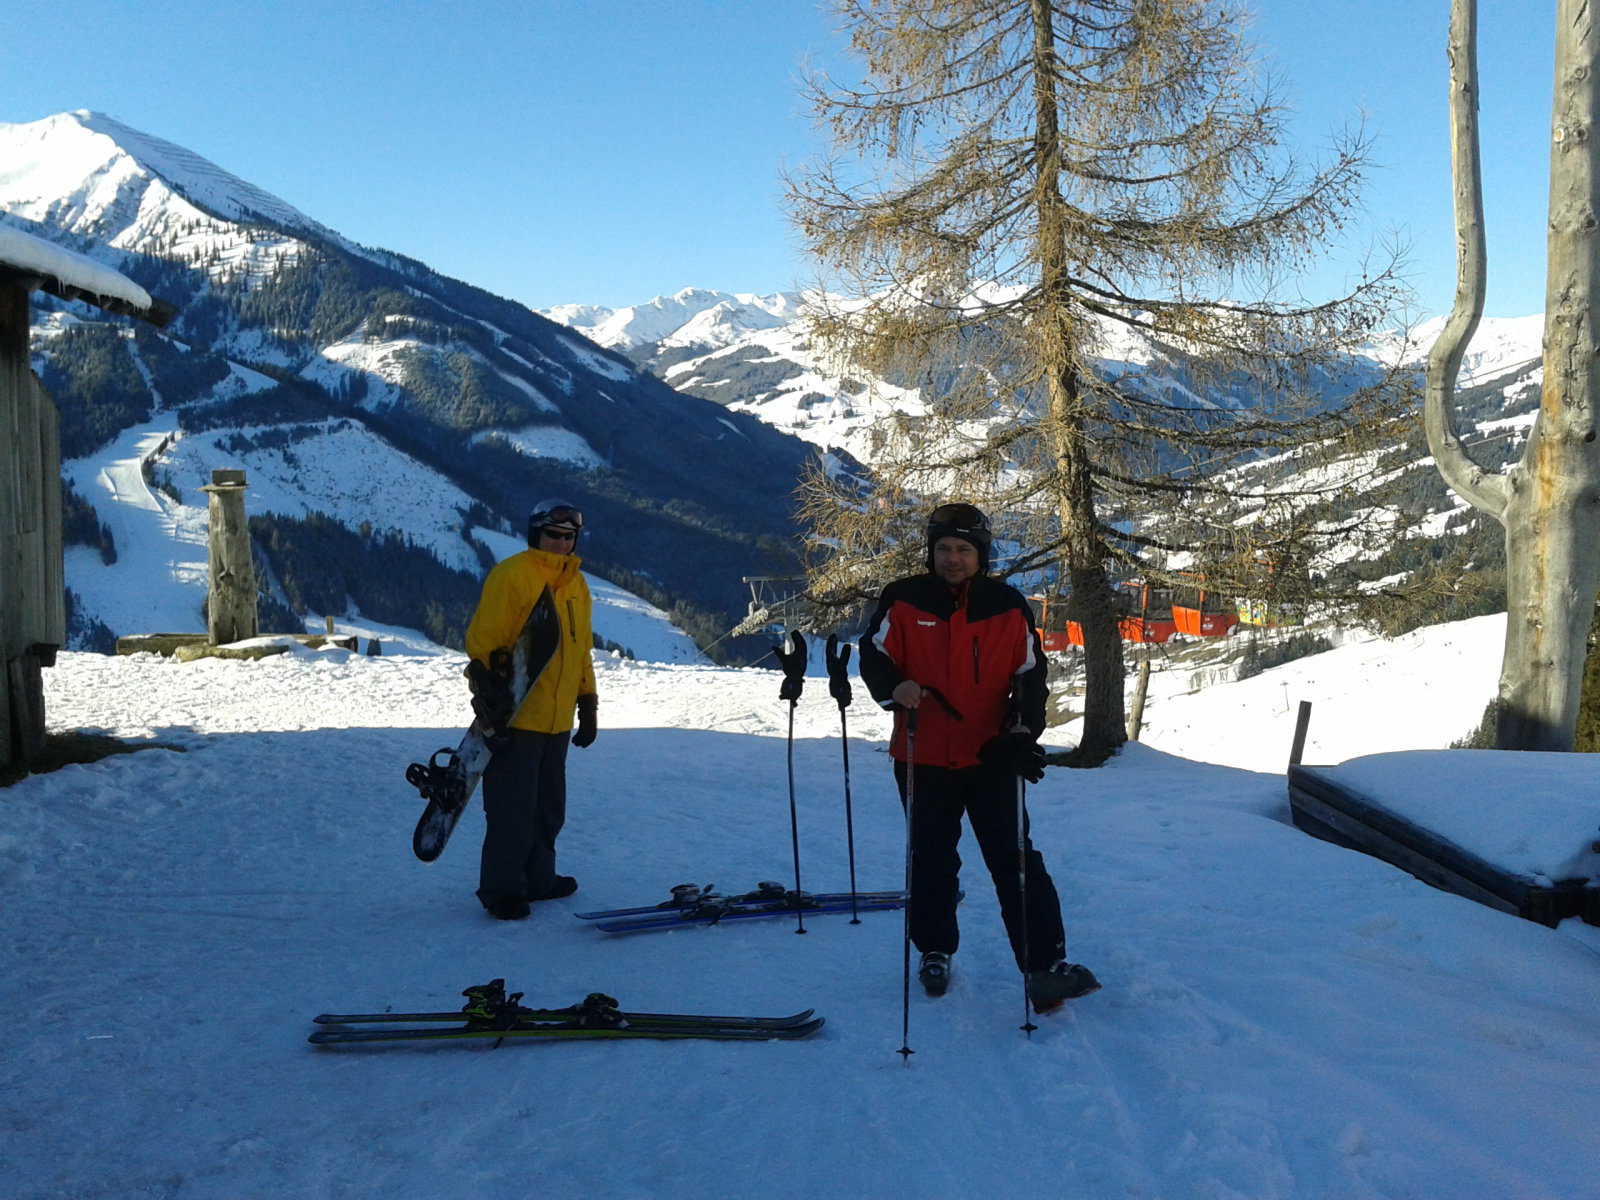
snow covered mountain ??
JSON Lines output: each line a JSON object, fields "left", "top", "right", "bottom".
{"left": 546, "top": 288, "right": 1547, "bottom": 467}
{"left": 545, "top": 287, "right": 918, "bottom": 467}
{"left": 1, "top": 110, "right": 348, "bottom": 254}
{"left": 543, "top": 287, "right": 802, "bottom": 354}
{"left": 2, "top": 111, "right": 815, "bottom": 657}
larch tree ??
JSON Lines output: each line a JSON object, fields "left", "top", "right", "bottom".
{"left": 789, "top": 0, "right": 1408, "bottom": 760}
{"left": 1426, "top": 0, "right": 1600, "bottom": 751}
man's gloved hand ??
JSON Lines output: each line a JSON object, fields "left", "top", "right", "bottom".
{"left": 979, "top": 730, "right": 1046, "bottom": 784}
{"left": 466, "top": 651, "right": 516, "bottom": 733}
{"left": 572, "top": 694, "right": 599, "bottom": 748}
{"left": 774, "top": 631, "right": 806, "bottom": 702}
{"left": 825, "top": 634, "right": 853, "bottom": 709}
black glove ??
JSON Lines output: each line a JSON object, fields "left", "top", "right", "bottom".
{"left": 774, "top": 631, "right": 806, "bottom": 702}
{"left": 467, "top": 651, "right": 516, "bottom": 731}
{"left": 572, "top": 695, "right": 598, "bottom": 748}
{"left": 824, "top": 634, "right": 853, "bottom": 709}
{"left": 979, "top": 731, "right": 1046, "bottom": 784}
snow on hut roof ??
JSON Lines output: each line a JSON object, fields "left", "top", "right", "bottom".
{"left": 0, "top": 224, "right": 174, "bottom": 325}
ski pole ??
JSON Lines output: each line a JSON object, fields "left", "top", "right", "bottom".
{"left": 1017, "top": 766, "right": 1037, "bottom": 1037}
{"left": 898, "top": 706, "right": 918, "bottom": 1063}
{"left": 825, "top": 634, "right": 860, "bottom": 923}
{"left": 786, "top": 695, "right": 805, "bottom": 935}
{"left": 774, "top": 631, "right": 808, "bottom": 935}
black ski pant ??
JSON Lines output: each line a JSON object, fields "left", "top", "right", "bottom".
{"left": 894, "top": 758, "right": 1066, "bottom": 973}
{"left": 477, "top": 729, "right": 569, "bottom": 909}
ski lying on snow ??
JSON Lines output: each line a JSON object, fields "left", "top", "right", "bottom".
{"left": 314, "top": 1006, "right": 817, "bottom": 1029}
{"left": 309, "top": 981, "right": 823, "bottom": 1046}
{"left": 574, "top": 881, "right": 906, "bottom": 921}
{"left": 310, "top": 1019, "right": 823, "bottom": 1045}
{"left": 591, "top": 895, "right": 905, "bottom": 934}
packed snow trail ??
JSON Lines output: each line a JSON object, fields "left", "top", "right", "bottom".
{"left": 60, "top": 421, "right": 210, "bottom": 635}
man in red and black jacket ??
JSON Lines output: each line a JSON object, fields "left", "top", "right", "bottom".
{"left": 859, "top": 502, "right": 1099, "bottom": 1011}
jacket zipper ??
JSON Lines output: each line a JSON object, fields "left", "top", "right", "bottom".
{"left": 972, "top": 636, "right": 980, "bottom": 685}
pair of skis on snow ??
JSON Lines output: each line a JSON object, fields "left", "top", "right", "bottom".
{"left": 310, "top": 979, "right": 823, "bottom": 1046}
{"left": 574, "top": 881, "right": 906, "bottom": 933}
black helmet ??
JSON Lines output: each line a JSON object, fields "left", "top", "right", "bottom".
{"left": 925, "top": 501, "right": 991, "bottom": 574}
{"left": 527, "top": 499, "right": 584, "bottom": 547}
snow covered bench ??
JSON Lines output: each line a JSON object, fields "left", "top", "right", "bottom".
{"left": 1288, "top": 750, "right": 1600, "bottom": 928}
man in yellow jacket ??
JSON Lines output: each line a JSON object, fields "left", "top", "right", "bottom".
{"left": 465, "top": 500, "right": 598, "bottom": 920}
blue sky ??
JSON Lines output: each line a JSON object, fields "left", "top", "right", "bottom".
{"left": 1, "top": 1, "right": 1555, "bottom": 318}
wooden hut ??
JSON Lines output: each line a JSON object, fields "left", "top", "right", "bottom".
{"left": 0, "top": 226, "right": 173, "bottom": 770}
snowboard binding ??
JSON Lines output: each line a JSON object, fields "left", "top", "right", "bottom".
{"left": 406, "top": 748, "right": 469, "bottom": 814}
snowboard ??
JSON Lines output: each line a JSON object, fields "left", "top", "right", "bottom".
{"left": 407, "top": 586, "right": 560, "bottom": 861}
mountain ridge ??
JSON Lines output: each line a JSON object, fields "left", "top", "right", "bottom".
{"left": 544, "top": 286, "right": 1547, "bottom": 478}
{"left": 2, "top": 110, "right": 815, "bottom": 659}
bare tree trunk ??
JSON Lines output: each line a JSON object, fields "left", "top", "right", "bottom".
{"left": 1498, "top": 0, "right": 1600, "bottom": 749}
{"left": 1427, "top": 0, "right": 1600, "bottom": 750}
{"left": 1057, "top": 395, "right": 1127, "bottom": 754}
{"left": 1030, "top": 0, "right": 1127, "bottom": 755}
{"left": 1425, "top": 0, "right": 1505, "bottom": 516}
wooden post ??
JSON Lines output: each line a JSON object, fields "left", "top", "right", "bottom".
{"left": 36, "top": 376, "right": 65, "bottom": 649}
{"left": 7, "top": 655, "right": 43, "bottom": 763}
{"left": 200, "top": 468, "right": 258, "bottom": 645}
{"left": 1289, "top": 700, "right": 1313, "bottom": 767}
{"left": 1125, "top": 656, "right": 1151, "bottom": 742}
{"left": 0, "top": 278, "right": 57, "bottom": 769}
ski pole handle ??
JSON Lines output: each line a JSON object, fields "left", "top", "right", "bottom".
{"left": 825, "top": 634, "right": 853, "bottom": 709}
{"left": 774, "top": 630, "right": 806, "bottom": 702}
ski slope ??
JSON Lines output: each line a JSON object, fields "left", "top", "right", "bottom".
{"left": 3, "top": 617, "right": 1598, "bottom": 1198}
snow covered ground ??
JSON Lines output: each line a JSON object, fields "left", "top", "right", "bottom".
{"left": 4, "top": 615, "right": 1599, "bottom": 1199}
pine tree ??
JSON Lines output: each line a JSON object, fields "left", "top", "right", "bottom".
{"left": 789, "top": 0, "right": 1408, "bottom": 758}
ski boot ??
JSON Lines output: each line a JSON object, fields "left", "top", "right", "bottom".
{"left": 1028, "top": 961, "right": 1101, "bottom": 1013}
{"left": 918, "top": 951, "right": 952, "bottom": 997}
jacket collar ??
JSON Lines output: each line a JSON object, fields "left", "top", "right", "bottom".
{"left": 524, "top": 546, "right": 581, "bottom": 586}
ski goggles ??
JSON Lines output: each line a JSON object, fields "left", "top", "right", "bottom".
{"left": 927, "top": 502, "right": 990, "bottom": 538}
{"left": 537, "top": 505, "right": 584, "bottom": 532}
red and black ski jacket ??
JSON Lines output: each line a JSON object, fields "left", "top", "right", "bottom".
{"left": 858, "top": 572, "right": 1047, "bottom": 768}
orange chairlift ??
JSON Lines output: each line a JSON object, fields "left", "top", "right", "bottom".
{"left": 1170, "top": 573, "right": 1240, "bottom": 638}
{"left": 1114, "top": 580, "right": 1177, "bottom": 644}
{"left": 1028, "top": 592, "right": 1080, "bottom": 652}
{"left": 1029, "top": 579, "right": 1178, "bottom": 650}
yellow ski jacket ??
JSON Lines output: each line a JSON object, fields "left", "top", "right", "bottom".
{"left": 464, "top": 547, "right": 596, "bottom": 734}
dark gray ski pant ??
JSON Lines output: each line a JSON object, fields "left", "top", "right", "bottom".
{"left": 477, "top": 728, "right": 569, "bottom": 908}
{"left": 894, "top": 758, "right": 1066, "bottom": 973}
